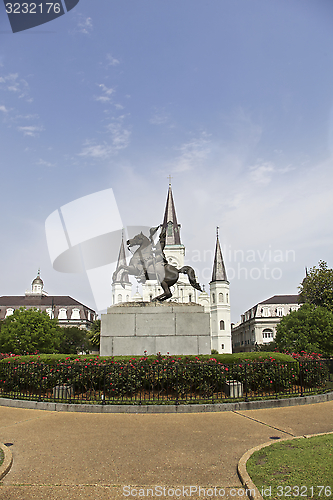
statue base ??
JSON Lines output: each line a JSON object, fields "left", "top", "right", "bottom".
{"left": 100, "top": 301, "right": 211, "bottom": 356}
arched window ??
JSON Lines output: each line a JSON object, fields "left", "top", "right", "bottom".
{"left": 5, "top": 308, "right": 14, "bottom": 317}
{"left": 226, "top": 293, "right": 229, "bottom": 303}
{"left": 219, "top": 293, "right": 223, "bottom": 303}
{"left": 212, "top": 293, "right": 215, "bottom": 304}
{"left": 189, "top": 294, "right": 192, "bottom": 302}
{"left": 58, "top": 308, "right": 67, "bottom": 320}
{"left": 46, "top": 308, "right": 53, "bottom": 319}
{"left": 71, "top": 308, "right": 81, "bottom": 320}
{"left": 262, "top": 307, "right": 270, "bottom": 317}
{"left": 149, "top": 294, "right": 153, "bottom": 301}
{"left": 262, "top": 328, "right": 274, "bottom": 342}
{"left": 221, "top": 344, "right": 224, "bottom": 350}
{"left": 220, "top": 320, "right": 225, "bottom": 330}
{"left": 118, "top": 294, "right": 122, "bottom": 303}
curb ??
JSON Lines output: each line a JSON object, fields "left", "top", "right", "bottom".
{"left": 0, "top": 391, "right": 332, "bottom": 413}
{"left": 237, "top": 431, "right": 333, "bottom": 500}
{"left": 0, "top": 442, "right": 13, "bottom": 481}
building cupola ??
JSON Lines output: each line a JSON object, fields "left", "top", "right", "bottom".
{"left": 26, "top": 269, "right": 47, "bottom": 296}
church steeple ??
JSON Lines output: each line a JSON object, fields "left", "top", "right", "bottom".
{"left": 209, "top": 228, "right": 231, "bottom": 353}
{"left": 113, "top": 232, "right": 129, "bottom": 283}
{"left": 161, "top": 181, "right": 181, "bottom": 245}
{"left": 211, "top": 227, "right": 228, "bottom": 283}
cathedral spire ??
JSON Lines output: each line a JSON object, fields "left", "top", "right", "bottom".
{"left": 113, "top": 232, "right": 129, "bottom": 283}
{"left": 161, "top": 182, "right": 181, "bottom": 245}
{"left": 211, "top": 227, "right": 228, "bottom": 282}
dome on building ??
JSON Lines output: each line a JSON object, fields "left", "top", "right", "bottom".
{"left": 29, "top": 269, "right": 44, "bottom": 295}
{"left": 32, "top": 270, "right": 43, "bottom": 287}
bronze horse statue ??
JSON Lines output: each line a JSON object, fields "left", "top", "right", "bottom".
{"left": 113, "top": 227, "right": 202, "bottom": 302}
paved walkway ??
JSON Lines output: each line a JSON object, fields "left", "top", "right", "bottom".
{"left": 0, "top": 401, "right": 332, "bottom": 500}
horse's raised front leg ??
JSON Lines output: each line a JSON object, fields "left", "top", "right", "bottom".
{"left": 112, "top": 265, "right": 138, "bottom": 284}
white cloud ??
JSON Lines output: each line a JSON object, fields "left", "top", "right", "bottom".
{"left": 107, "top": 121, "right": 131, "bottom": 151}
{"left": 0, "top": 105, "right": 8, "bottom": 113}
{"left": 79, "top": 143, "right": 114, "bottom": 159}
{"left": 36, "top": 159, "right": 55, "bottom": 167}
{"left": 249, "top": 161, "right": 275, "bottom": 185}
{"left": 150, "top": 107, "right": 170, "bottom": 125}
{"left": 98, "top": 84, "right": 114, "bottom": 96}
{"left": 79, "top": 117, "right": 131, "bottom": 159}
{"left": 72, "top": 15, "right": 93, "bottom": 35}
{"left": 106, "top": 54, "right": 120, "bottom": 66}
{"left": 94, "top": 96, "right": 111, "bottom": 103}
{"left": 172, "top": 134, "right": 212, "bottom": 172}
{"left": 0, "top": 73, "right": 30, "bottom": 100}
{"left": 94, "top": 83, "right": 115, "bottom": 103}
{"left": 17, "top": 125, "right": 43, "bottom": 137}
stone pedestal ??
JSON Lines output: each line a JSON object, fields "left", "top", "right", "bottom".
{"left": 100, "top": 301, "right": 211, "bottom": 356}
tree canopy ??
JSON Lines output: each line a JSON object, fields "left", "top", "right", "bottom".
{"left": 275, "top": 303, "right": 333, "bottom": 357}
{"left": 0, "top": 307, "right": 63, "bottom": 354}
{"left": 58, "top": 326, "right": 91, "bottom": 354}
{"left": 88, "top": 319, "right": 101, "bottom": 348}
{"left": 299, "top": 260, "right": 333, "bottom": 311}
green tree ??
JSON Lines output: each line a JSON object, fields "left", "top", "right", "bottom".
{"left": 88, "top": 319, "right": 101, "bottom": 349}
{"left": 299, "top": 260, "right": 333, "bottom": 311}
{"left": 275, "top": 303, "right": 333, "bottom": 356}
{"left": 58, "top": 326, "right": 91, "bottom": 354}
{"left": 0, "top": 307, "right": 63, "bottom": 354}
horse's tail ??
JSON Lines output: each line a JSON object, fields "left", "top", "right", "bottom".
{"left": 178, "top": 266, "right": 202, "bottom": 292}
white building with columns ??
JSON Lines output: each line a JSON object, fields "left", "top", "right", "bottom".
{"left": 111, "top": 183, "right": 232, "bottom": 354}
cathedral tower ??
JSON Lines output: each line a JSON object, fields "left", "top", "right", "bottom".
{"left": 112, "top": 233, "right": 133, "bottom": 304}
{"left": 209, "top": 229, "right": 232, "bottom": 353}
{"left": 161, "top": 181, "right": 185, "bottom": 269}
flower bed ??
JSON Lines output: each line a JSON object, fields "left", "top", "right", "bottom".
{"left": 0, "top": 353, "right": 330, "bottom": 404}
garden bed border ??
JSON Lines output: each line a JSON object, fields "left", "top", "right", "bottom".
{"left": 1, "top": 391, "right": 332, "bottom": 413}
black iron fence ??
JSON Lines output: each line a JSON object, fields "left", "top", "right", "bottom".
{"left": 0, "top": 358, "right": 332, "bottom": 405}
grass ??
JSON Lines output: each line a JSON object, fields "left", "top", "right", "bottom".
{"left": 0, "top": 448, "right": 4, "bottom": 467}
{"left": 246, "top": 434, "right": 333, "bottom": 499}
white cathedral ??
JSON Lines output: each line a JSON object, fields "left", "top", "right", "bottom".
{"left": 111, "top": 183, "right": 232, "bottom": 354}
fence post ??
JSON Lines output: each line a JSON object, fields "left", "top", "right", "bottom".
{"left": 102, "top": 365, "right": 106, "bottom": 405}
{"left": 274, "top": 362, "right": 278, "bottom": 399}
{"left": 244, "top": 363, "right": 248, "bottom": 402}
{"left": 176, "top": 363, "right": 179, "bottom": 406}
{"left": 299, "top": 362, "right": 304, "bottom": 397}
{"left": 38, "top": 363, "right": 42, "bottom": 402}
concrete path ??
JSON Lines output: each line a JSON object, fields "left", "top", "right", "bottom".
{"left": 0, "top": 401, "right": 332, "bottom": 500}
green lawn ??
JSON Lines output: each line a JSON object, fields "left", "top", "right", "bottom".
{"left": 0, "top": 448, "right": 4, "bottom": 467}
{"left": 246, "top": 434, "right": 333, "bottom": 499}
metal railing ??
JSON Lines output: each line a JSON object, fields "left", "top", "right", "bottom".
{"left": 0, "top": 359, "right": 331, "bottom": 405}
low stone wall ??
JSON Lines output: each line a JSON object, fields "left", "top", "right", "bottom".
{"left": 100, "top": 301, "right": 211, "bottom": 356}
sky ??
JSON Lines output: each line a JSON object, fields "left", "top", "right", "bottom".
{"left": 1, "top": 0, "right": 333, "bottom": 322}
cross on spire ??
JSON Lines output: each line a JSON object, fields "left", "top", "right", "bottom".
{"left": 167, "top": 174, "right": 173, "bottom": 186}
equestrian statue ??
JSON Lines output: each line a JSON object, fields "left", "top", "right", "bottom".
{"left": 112, "top": 225, "right": 202, "bottom": 302}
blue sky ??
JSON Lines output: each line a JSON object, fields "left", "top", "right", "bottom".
{"left": 1, "top": 0, "right": 333, "bottom": 321}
